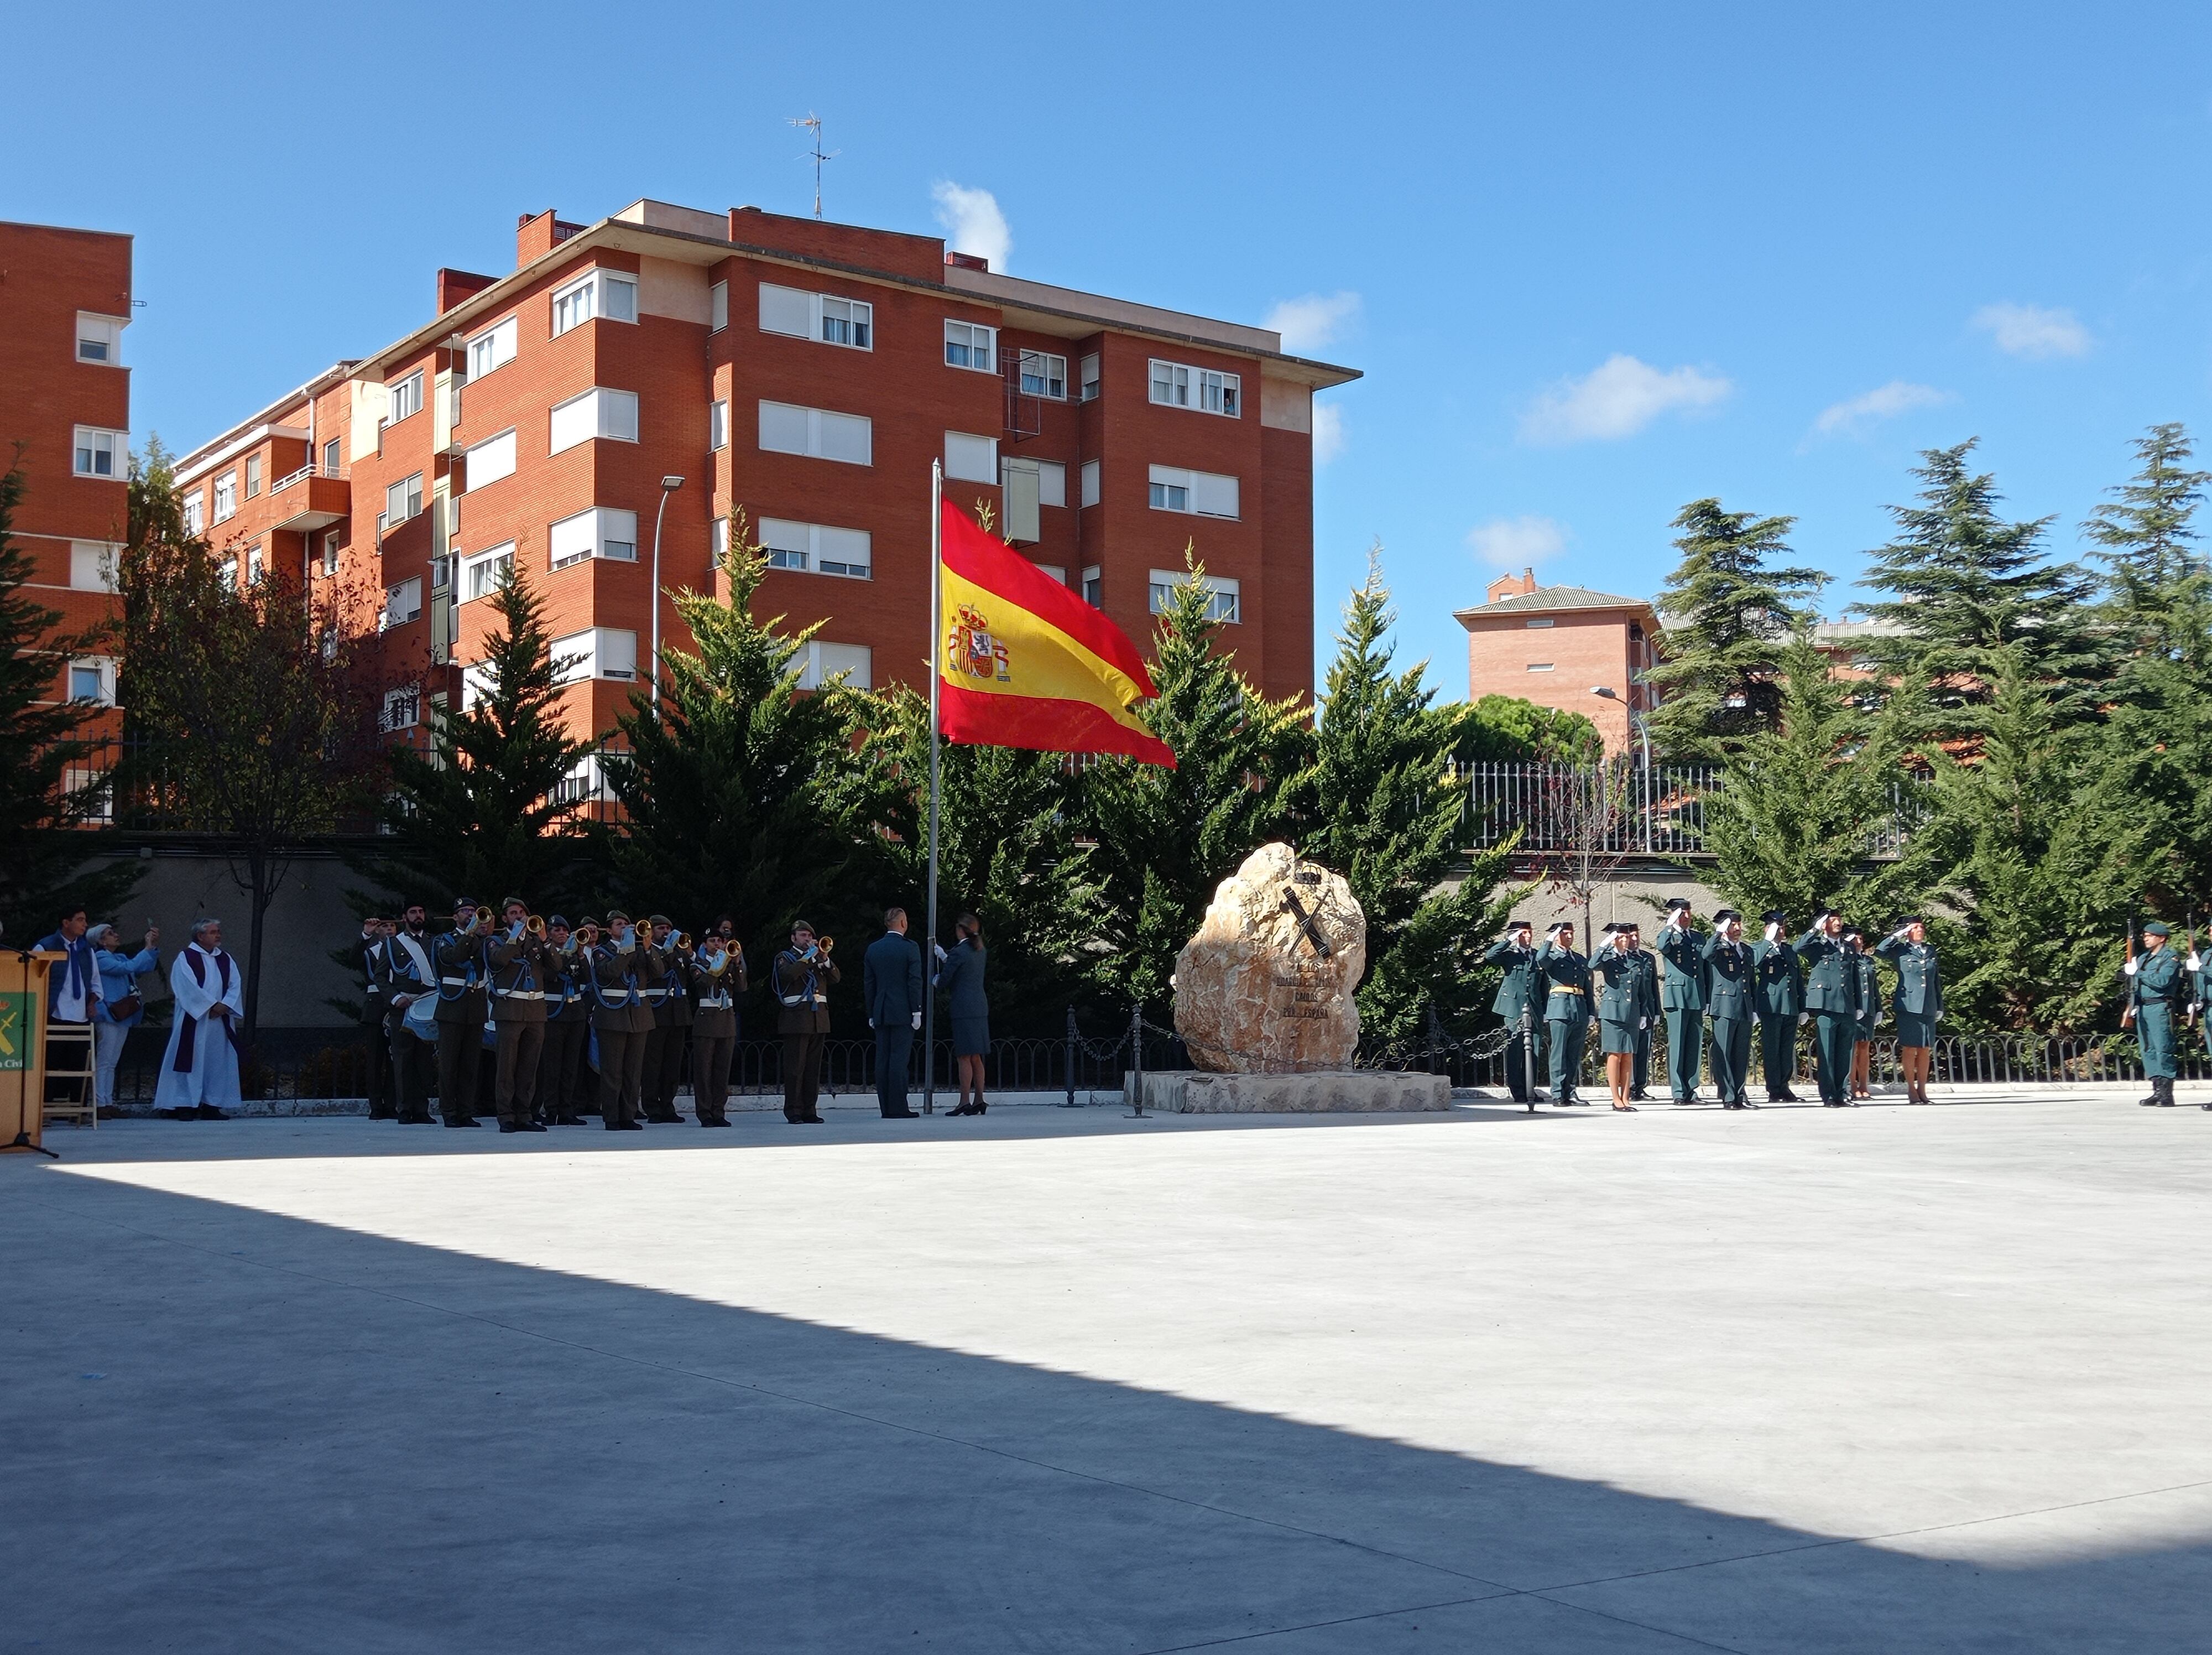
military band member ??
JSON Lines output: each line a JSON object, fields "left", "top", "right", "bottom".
{"left": 1755, "top": 909, "right": 1806, "bottom": 1103}
{"left": 1798, "top": 908, "right": 1859, "bottom": 1106}
{"left": 640, "top": 915, "right": 691, "bottom": 1124}
{"left": 430, "top": 897, "right": 492, "bottom": 1127}
{"left": 1654, "top": 898, "right": 1707, "bottom": 1104}
{"left": 1592, "top": 923, "right": 1645, "bottom": 1111}
{"left": 1844, "top": 926, "right": 1880, "bottom": 1102}
{"left": 1483, "top": 919, "right": 1546, "bottom": 1102}
{"left": 538, "top": 916, "right": 591, "bottom": 1126}
{"left": 371, "top": 902, "right": 438, "bottom": 1124}
{"left": 587, "top": 910, "right": 659, "bottom": 1130}
{"left": 358, "top": 915, "right": 395, "bottom": 1119}
{"left": 483, "top": 897, "right": 552, "bottom": 1133}
{"left": 1874, "top": 918, "right": 1942, "bottom": 1105}
{"left": 1702, "top": 909, "right": 1756, "bottom": 1108}
{"left": 1623, "top": 921, "right": 1660, "bottom": 1101}
{"left": 1538, "top": 920, "right": 1593, "bottom": 1105}
{"left": 773, "top": 921, "right": 839, "bottom": 1124}
{"left": 687, "top": 931, "right": 748, "bottom": 1127}
{"left": 2124, "top": 921, "right": 2191, "bottom": 1108}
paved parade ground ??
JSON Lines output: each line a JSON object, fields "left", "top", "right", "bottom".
{"left": 8, "top": 1090, "right": 2212, "bottom": 1653}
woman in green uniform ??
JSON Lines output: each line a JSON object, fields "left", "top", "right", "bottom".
{"left": 1591, "top": 923, "right": 1643, "bottom": 1112}
{"left": 1875, "top": 918, "right": 1942, "bottom": 1105}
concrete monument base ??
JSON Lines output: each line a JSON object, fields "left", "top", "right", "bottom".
{"left": 1131, "top": 1068, "right": 1452, "bottom": 1113}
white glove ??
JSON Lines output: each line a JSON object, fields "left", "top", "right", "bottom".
{"left": 932, "top": 942, "right": 947, "bottom": 961}
{"left": 2123, "top": 958, "right": 2140, "bottom": 976}
{"left": 1638, "top": 1017, "right": 1649, "bottom": 1030}
{"left": 615, "top": 934, "right": 634, "bottom": 954}
{"left": 910, "top": 1011, "right": 922, "bottom": 1029}
{"left": 868, "top": 1018, "right": 875, "bottom": 1029}
{"left": 1798, "top": 1012, "right": 1810, "bottom": 1026}
{"left": 2188, "top": 952, "right": 2203, "bottom": 972}
{"left": 509, "top": 921, "right": 525, "bottom": 941}
{"left": 1765, "top": 923, "right": 1781, "bottom": 943}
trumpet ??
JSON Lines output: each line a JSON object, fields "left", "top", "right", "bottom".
{"left": 465, "top": 905, "right": 494, "bottom": 933}
{"left": 814, "top": 935, "right": 835, "bottom": 956}
{"left": 671, "top": 931, "right": 693, "bottom": 954}
{"left": 573, "top": 922, "right": 601, "bottom": 951}
{"left": 526, "top": 914, "right": 546, "bottom": 938}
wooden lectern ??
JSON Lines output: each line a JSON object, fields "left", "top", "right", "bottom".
{"left": 2, "top": 951, "right": 56, "bottom": 1154}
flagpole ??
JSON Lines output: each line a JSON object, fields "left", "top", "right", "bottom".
{"left": 924, "top": 460, "right": 943, "bottom": 1116}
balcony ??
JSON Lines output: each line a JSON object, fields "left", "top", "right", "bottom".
{"left": 268, "top": 463, "right": 351, "bottom": 534}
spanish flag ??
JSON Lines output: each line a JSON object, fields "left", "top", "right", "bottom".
{"left": 936, "top": 499, "right": 1176, "bottom": 767}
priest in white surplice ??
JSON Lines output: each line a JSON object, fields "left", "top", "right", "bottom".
{"left": 155, "top": 918, "right": 244, "bottom": 1119}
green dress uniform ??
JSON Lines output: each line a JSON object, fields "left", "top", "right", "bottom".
{"left": 1797, "top": 927, "right": 1859, "bottom": 1105}
{"left": 2128, "top": 931, "right": 2188, "bottom": 1104}
{"left": 1626, "top": 944, "right": 1660, "bottom": 1095}
{"left": 1538, "top": 938, "right": 1593, "bottom": 1102}
{"left": 1874, "top": 932, "right": 1942, "bottom": 1048}
{"left": 1593, "top": 943, "right": 1644, "bottom": 1056}
{"left": 1655, "top": 919, "right": 1708, "bottom": 1100}
{"left": 431, "top": 922, "right": 491, "bottom": 1127}
{"left": 485, "top": 924, "right": 556, "bottom": 1131}
{"left": 587, "top": 930, "right": 662, "bottom": 1129}
{"left": 1702, "top": 932, "right": 1756, "bottom": 1107}
{"left": 1851, "top": 949, "right": 1881, "bottom": 1043}
{"left": 1754, "top": 929, "right": 1806, "bottom": 1101}
{"left": 1482, "top": 935, "right": 1546, "bottom": 1101}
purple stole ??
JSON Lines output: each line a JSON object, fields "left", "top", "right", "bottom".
{"left": 172, "top": 948, "right": 242, "bottom": 1071}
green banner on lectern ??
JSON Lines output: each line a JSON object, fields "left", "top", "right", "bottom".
{"left": 0, "top": 991, "right": 30, "bottom": 1071}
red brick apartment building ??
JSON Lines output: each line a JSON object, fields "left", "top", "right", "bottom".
{"left": 171, "top": 199, "right": 1358, "bottom": 759}
{"left": 0, "top": 219, "right": 133, "bottom": 759}
{"left": 1456, "top": 568, "right": 1661, "bottom": 755}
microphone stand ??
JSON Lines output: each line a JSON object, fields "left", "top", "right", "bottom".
{"left": 8, "top": 931, "right": 60, "bottom": 1158}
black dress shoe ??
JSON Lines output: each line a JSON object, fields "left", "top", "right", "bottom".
{"left": 523, "top": 1121, "right": 547, "bottom": 1132}
{"left": 604, "top": 1120, "right": 623, "bottom": 1131}
{"left": 1629, "top": 1088, "right": 1650, "bottom": 1101}
{"left": 1723, "top": 1101, "right": 1744, "bottom": 1110}
{"left": 499, "top": 1121, "right": 520, "bottom": 1133}
{"left": 445, "top": 1117, "right": 481, "bottom": 1128}
{"left": 554, "top": 1114, "right": 583, "bottom": 1126}
{"left": 619, "top": 1120, "right": 645, "bottom": 1131}
{"left": 1740, "top": 1099, "right": 1760, "bottom": 1109}
{"left": 799, "top": 1115, "right": 826, "bottom": 1124}
{"left": 882, "top": 1108, "right": 919, "bottom": 1119}
{"left": 195, "top": 1104, "right": 229, "bottom": 1120}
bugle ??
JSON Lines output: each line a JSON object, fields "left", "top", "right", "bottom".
{"left": 526, "top": 914, "right": 546, "bottom": 938}
{"left": 672, "top": 931, "right": 693, "bottom": 953}
{"left": 814, "top": 935, "right": 834, "bottom": 955}
{"left": 466, "top": 905, "right": 494, "bottom": 933}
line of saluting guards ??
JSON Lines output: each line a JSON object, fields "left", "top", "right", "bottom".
{"left": 1484, "top": 899, "right": 1949, "bottom": 1111}
{"left": 353, "top": 896, "right": 850, "bottom": 1132}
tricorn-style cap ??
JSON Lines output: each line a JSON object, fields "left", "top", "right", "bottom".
{"left": 1761, "top": 909, "right": 1788, "bottom": 924}
{"left": 1507, "top": 918, "right": 1533, "bottom": 930}
{"left": 1664, "top": 897, "right": 1692, "bottom": 914}
{"left": 1815, "top": 906, "right": 1841, "bottom": 922}
{"left": 452, "top": 896, "right": 476, "bottom": 910}
{"left": 1714, "top": 908, "right": 1741, "bottom": 924}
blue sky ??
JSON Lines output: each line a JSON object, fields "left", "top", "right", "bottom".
{"left": 14, "top": 2, "right": 2212, "bottom": 696}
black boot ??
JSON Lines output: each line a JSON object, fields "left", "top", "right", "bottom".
{"left": 2161, "top": 1078, "right": 2178, "bottom": 1107}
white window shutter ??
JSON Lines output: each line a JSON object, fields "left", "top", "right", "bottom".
{"left": 818, "top": 410, "right": 873, "bottom": 465}
{"left": 759, "top": 400, "right": 809, "bottom": 454}
{"left": 759, "top": 283, "right": 811, "bottom": 337}
{"left": 1192, "top": 471, "right": 1239, "bottom": 519}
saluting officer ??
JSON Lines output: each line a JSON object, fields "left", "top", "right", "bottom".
{"left": 2124, "top": 922, "right": 2193, "bottom": 1108}
{"left": 1537, "top": 919, "right": 1593, "bottom": 1106}
{"left": 1755, "top": 909, "right": 1806, "bottom": 1104}
{"left": 1702, "top": 909, "right": 1756, "bottom": 1109}
{"left": 587, "top": 910, "right": 661, "bottom": 1130}
{"left": 1483, "top": 919, "right": 1546, "bottom": 1102}
{"left": 687, "top": 931, "right": 748, "bottom": 1127}
{"left": 1797, "top": 908, "right": 1859, "bottom": 1107}
{"left": 1591, "top": 923, "right": 1645, "bottom": 1111}
{"left": 485, "top": 897, "right": 553, "bottom": 1134}
{"left": 1653, "top": 898, "right": 1707, "bottom": 1105}
{"left": 1874, "top": 918, "right": 1942, "bottom": 1104}
{"left": 538, "top": 917, "right": 591, "bottom": 1125}
{"left": 1622, "top": 922, "right": 1661, "bottom": 1101}
{"left": 1843, "top": 927, "right": 1880, "bottom": 1102}
{"left": 432, "top": 896, "right": 492, "bottom": 1128}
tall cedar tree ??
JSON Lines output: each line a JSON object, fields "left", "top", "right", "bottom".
{"left": 1293, "top": 552, "right": 1526, "bottom": 1044}
{"left": 1858, "top": 441, "right": 2101, "bottom": 739}
{"left": 1081, "top": 550, "right": 1310, "bottom": 1014}
{"left": 2084, "top": 422, "right": 2211, "bottom": 655}
{"left": 360, "top": 565, "right": 593, "bottom": 913}
{"left": 1645, "top": 498, "right": 1828, "bottom": 761}
{"left": 602, "top": 516, "right": 871, "bottom": 994}
{"left": 0, "top": 461, "right": 137, "bottom": 938}
{"left": 118, "top": 461, "right": 382, "bottom": 1039}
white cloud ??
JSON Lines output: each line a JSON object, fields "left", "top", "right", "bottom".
{"left": 931, "top": 181, "right": 1011, "bottom": 273}
{"left": 1265, "top": 291, "right": 1360, "bottom": 355}
{"left": 1467, "top": 514, "right": 1568, "bottom": 570}
{"left": 1972, "top": 301, "right": 2090, "bottom": 360}
{"left": 1519, "top": 354, "right": 1733, "bottom": 444}
{"left": 1811, "top": 380, "right": 1953, "bottom": 438}
{"left": 1312, "top": 403, "right": 1346, "bottom": 464}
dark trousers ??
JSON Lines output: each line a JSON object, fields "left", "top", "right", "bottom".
{"left": 1502, "top": 1022, "right": 1541, "bottom": 1101}
{"left": 643, "top": 1025, "right": 687, "bottom": 1120}
{"left": 1759, "top": 1014, "right": 1799, "bottom": 1098}
{"left": 494, "top": 1021, "right": 544, "bottom": 1125}
{"left": 596, "top": 1027, "right": 648, "bottom": 1126}
{"left": 388, "top": 1020, "right": 435, "bottom": 1120}
{"left": 1545, "top": 1013, "right": 1589, "bottom": 1100}
{"left": 1665, "top": 1008, "right": 1703, "bottom": 1098}
{"left": 435, "top": 1022, "right": 483, "bottom": 1123}
{"left": 1709, "top": 1016, "right": 1752, "bottom": 1104}
{"left": 875, "top": 1022, "right": 915, "bottom": 1116}
{"left": 782, "top": 1030, "right": 825, "bottom": 1120}
{"left": 539, "top": 1019, "right": 588, "bottom": 1118}
{"left": 1812, "top": 1011, "right": 1856, "bottom": 1102}
{"left": 692, "top": 1034, "right": 734, "bottom": 1123}
{"left": 364, "top": 1016, "right": 394, "bottom": 1117}
{"left": 1631, "top": 1022, "right": 1652, "bottom": 1092}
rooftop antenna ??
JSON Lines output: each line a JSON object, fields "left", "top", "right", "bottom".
{"left": 790, "top": 112, "right": 837, "bottom": 219}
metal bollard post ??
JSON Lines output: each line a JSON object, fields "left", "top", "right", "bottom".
{"left": 1126, "top": 1001, "right": 1146, "bottom": 1117}
{"left": 1064, "top": 1006, "right": 1078, "bottom": 1109}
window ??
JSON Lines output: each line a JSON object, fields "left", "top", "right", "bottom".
{"left": 382, "top": 684, "right": 421, "bottom": 731}
{"left": 710, "top": 280, "right": 728, "bottom": 332}
{"left": 382, "top": 576, "right": 423, "bottom": 630}
{"left": 1033, "top": 564, "right": 1067, "bottom": 586}
{"left": 549, "top": 388, "right": 639, "bottom": 454}
{"left": 1197, "top": 369, "right": 1241, "bottom": 417}
{"left": 69, "top": 542, "right": 117, "bottom": 592}
{"left": 1081, "top": 565, "right": 1102, "bottom": 607}
{"left": 461, "top": 542, "right": 515, "bottom": 602}
{"left": 466, "top": 316, "right": 518, "bottom": 381}
{"left": 708, "top": 399, "right": 728, "bottom": 451}
{"left": 385, "top": 472, "right": 424, "bottom": 524}
{"left": 1149, "top": 568, "right": 1240, "bottom": 623}
{"left": 759, "top": 283, "right": 873, "bottom": 350}
{"left": 388, "top": 371, "right": 424, "bottom": 423}
{"left": 943, "top": 320, "right": 995, "bottom": 371}
{"left": 1524, "top": 617, "right": 1555, "bottom": 628}
{"left": 1149, "top": 360, "right": 1189, "bottom": 408}
{"left": 247, "top": 545, "right": 265, "bottom": 585}
{"left": 215, "top": 557, "right": 238, "bottom": 589}
{"left": 1526, "top": 663, "right": 1556, "bottom": 672}
{"left": 1147, "top": 464, "right": 1239, "bottom": 519}
{"left": 76, "top": 314, "right": 125, "bottom": 365}
{"left": 758, "top": 400, "right": 872, "bottom": 465}
{"left": 797, "top": 641, "right": 873, "bottom": 689}
{"left": 66, "top": 658, "right": 115, "bottom": 705}
{"left": 72, "top": 426, "right": 125, "bottom": 479}
{"left": 244, "top": 455, "right": 262, "bottom": 498}
{"left": 551, "top": 269, "right": 638, "bottom": 335}
{"left": 1001, "top": 459, "right": 1042, "bottom": 543}
{"left": 1079, "top": 353, "right": 1100, "bottom": 402}
{"left": 322, "top": 530, "right": 342, "bottom": 576}
{"left": 463, "top": 430, "right": 517, "bottom": 490}
{"left": 1035, "top": 459, "right": 1066, "bottom": 508}
{"left": 1019, "top": 351, "right": 1068, "bottom": 399}
{"left": 212, "top": 473, "right": 237, "bottom": 522}
{"left": 1080, "top": 459, "right": 1100, "bottom": 508}
{"left": 759, "top": 517, "right": 872, "bottom": 579}
{"left": 551, "top": 626, "right": 639, "bottom": 684}
{"left": 548, "top": 507, "right": 639, "bottom": 569}
{"left": 1149, "top": 359, "right": 1243, "bottom": 418}
{"left": 182, "top": 492, "right": 204, "bottom": 534}
{"left": 943, "top": 431, "right": 998, "bottom": 484}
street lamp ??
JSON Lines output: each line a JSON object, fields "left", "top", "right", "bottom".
{"left": 1590, "top": 684, "right": 1651, "bottom": 771}
{"left": 648, "top": 475, "right": 684, "bottom": 713}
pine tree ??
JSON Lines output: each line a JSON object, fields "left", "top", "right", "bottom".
{"left": 361, "top": 565, "right": 594, "bottom": 911}
{"left": 1294, "top": 551, "right": 1523, "bottom": 1042}
{"left": 1081, "top": 549, "right": 1311, "bottom": 1013}
{"left": 1644, "top": 498, "right": 1828, "bottom": 761}
{"left": 2085, "top": 422, "right": 2210, "bottom": 648}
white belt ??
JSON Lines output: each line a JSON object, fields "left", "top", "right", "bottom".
{"left": 439, "top": 976, "right": 475, "bottom": 988}
{"left": 496, "top": 990, "right": 546, "bottom": 1001}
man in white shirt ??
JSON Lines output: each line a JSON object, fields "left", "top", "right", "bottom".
{"left": 33, "top": 904, "right": 103, "bottom": 1118}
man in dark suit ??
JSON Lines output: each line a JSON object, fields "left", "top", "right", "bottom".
{"left": 358, "top": 916, "right": 394, "bottom": 1118}
{"left": 863, "top": 907, "right": 924, "bottom": 1119}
